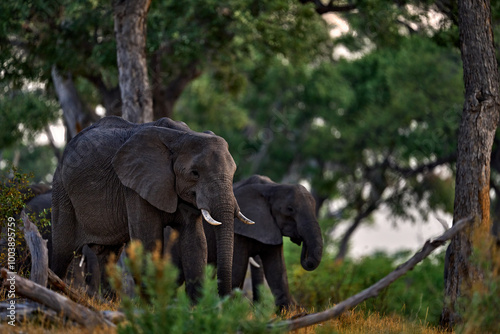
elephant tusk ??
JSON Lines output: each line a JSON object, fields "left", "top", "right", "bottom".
{"left": 202, "top": 209, "right": 222, "bottom": 226}
{"left": 79, "top": 254, "right": 85, "bottom": 268}
{"left": 249, "top": 257, "right": 260, "bottom": 268}
{"left": 237, "top": 211, "right": 255, "bottom": 225}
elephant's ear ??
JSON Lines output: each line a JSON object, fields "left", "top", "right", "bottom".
{"left": 234, "top": 184, "right": 282, "bottom": 245}
{"left": 112, "top": 127, "right": 181, "bottom": 213}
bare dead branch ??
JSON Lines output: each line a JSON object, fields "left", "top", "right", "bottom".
{"left": 0, "top": 300, "right": 59, "bottom": 324}
{"left": 436, "top": 216, "right": 450, "bottom": 231}
{"left": 20, "top": 211, "right": 48, "bottom": 287}
{"left": 47, "top": 268, "right": 97, "bottom": 311}
{"left": 1, "top": 268, "right": 113, "bottom": 329}
{"left": 298, "top": 0, "right": 357, "bottom": 14}
{"left": 275, "top": 215, "right": 474, "bottom": 331}
{"left": 101, "top": 310, "right": 127, "bottom": 324}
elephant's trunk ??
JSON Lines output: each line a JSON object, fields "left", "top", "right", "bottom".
{"left": 197, "top": 178, "right": 237, "bottom": 297}
{"left": 212, "top": 206, "right": 235, "bottom": 296}
{"left": 299, "top": 219, "right": 323, "bottom": 271}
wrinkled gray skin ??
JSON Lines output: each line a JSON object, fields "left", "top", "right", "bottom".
{"left": 171, "top": 175, "right": 323, "bottom": 309}
{"left": 22, "top": 190, "right": 101, "bottom": 294}
{"left": 51, "top": 116, "right": 241, "bottom": 300}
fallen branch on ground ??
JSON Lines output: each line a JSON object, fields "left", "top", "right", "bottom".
{"left": 1, "top": 268, "right": 113, "bottom": 329}
{"left": 47, "top": 268, "right": 98, "bottom": 311}
{"left": 275, "top": 215, "right": 474, "bottom": 331}
{"left": 0, "top": 300, "right": 59, "bottom": 324}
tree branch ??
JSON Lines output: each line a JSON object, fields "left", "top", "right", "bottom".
{"left": 1, "top": 269, "right": 112, "bottom": 328}
{"left": 335, "top": 198, "right": 380, "bottom": 260}
{"left": 20, "top": 211, "right": 48, "bottom": 287}
{"left": 298, "top": 0, "right": 357, "bottom": 14}
{"left": 47, "top": 268, "right": 98, "bottom": 311}
{"left": 44, "top": 125, "right": 61, "bottom": 163}
{"left": 387, "top": 154, "right": 456, "bottom": 177}
{"left": 275, "top": 215, "right": 474, "bottom": 331}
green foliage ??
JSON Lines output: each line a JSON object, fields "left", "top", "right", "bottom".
{"left": 0, "top": 88, "right": 59, "bottom": 149}
{"left": 0, "top": 165, "right": 51, "bottom": 276}
{"left": 1, "top": 144, "right": 58, "bottom": 183}
{"left": 108, "top": 241, "right": 282, "bottom": 334}
{"left": 337, "top": 0, "right": 452, "bottom": 51}
{"left": 287, "top": 244, "right": 447, "bottom": 326}
{"left": 0, "top": 165, "right": 33, "bottom": 222}
{"left": 149, "top": 0, "right": 330, "bottom": 68}
{"left": 181, "top": 34, "right": 460, "bottom": 226}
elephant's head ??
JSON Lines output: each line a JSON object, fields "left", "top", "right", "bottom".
{"left": 234, "top": 176, "right": 323, "bottom": 271}
{"left": 112, "top": 126, "right": 252, "bottom": 295}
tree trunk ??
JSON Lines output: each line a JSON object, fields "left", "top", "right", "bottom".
{"left": 335, "top": 200, "right": 379, "bottom": 261}
{"left": 336, "top": 217, "right": 362, "bottom": 261}
{"left": 85, "top": 74, "right": 123, "bottom": 117}
{"left": 441, "top": 0, "right": 500, "bottom": 328}
{"left": 113, "top": 0, "right": 153, "bottom": 123}
{"left": 150, "top": 49, "right": 201, "bottom": 120}
{"left": 311, "top": 190, "right": 328, "bottom": 218}
{"left": 51, "top": 66, "right": 96, "bottom": 140}
{"left": 44, "top": 126, "right": 61, "bottom": 163}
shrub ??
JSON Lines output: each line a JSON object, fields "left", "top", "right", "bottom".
{"left": 108, "top": 241, "right": 283, "bottom": 334}
{"left": 0, "top": 165, "right": 50, "bottom": 277}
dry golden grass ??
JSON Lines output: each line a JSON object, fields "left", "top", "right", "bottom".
{"left": 0, "top": 290, "right": 120, "bottom": 334}
{"left": 3, "top": 304, "right": 452, "bottom": 334}
{"left": 282, "top": 307, "right": 451, "bottom": 334}
{"left": 2, "top": 286, "right": 451, "bottom": 334}
{"left": 0, "top": 323, "right": 117, "bottom": 334}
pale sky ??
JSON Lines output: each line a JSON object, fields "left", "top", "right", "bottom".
{"left": 333, "top": 207, "right": 450, "bottom": 258}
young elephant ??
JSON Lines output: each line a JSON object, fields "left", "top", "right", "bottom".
{"left": 229, "top": 175, "right": 323, "bottom": 308}
{"left": 171, "top": 175, "right": 323, "bottom": 309}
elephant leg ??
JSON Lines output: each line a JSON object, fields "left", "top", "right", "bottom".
{"left": 86, "top": 244, "right": 123, "bottom": 299}
{"left": 232, "top": 234, "right": 250, "bottom": 290}
{"left": 82, "top": 244, "right": 101, "bottom": 297}
{"left": 164, "top": 226, "right": 185, "bottom": 287}
{"left": 177, "top": 204, "right": 207, "bottom": 303}
{"left": 250, "top": 255, "right": 265, "bottom": 303}
{"left": 261, "top": 244, "right": 294, "bottom": 310}
{"left": 50, "top": 181, "right": 78, "bottom": 280}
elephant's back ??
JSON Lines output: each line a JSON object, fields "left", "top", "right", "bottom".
{"left": 61, "top": 118, "right": 136, "bottom": 177}
{"left": 57, "top": 119, "right": 134, "bottom": 243}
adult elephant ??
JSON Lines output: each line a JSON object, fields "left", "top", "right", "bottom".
{"left": 172, "top": 175, "right": 323, "bottom": 309}
{"left": 51, "top": 116, "right": 254, "bottom": 300}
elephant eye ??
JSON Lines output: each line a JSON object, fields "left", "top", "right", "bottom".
{"left": 190, "top": 170, "right": 200, "bottom": 179}
{"left": 286, "top": 206, "right": 294, "bottom": 214}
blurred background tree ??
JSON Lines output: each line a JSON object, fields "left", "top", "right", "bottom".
{"left": 1, "top": 0, "right": 498, "bottom": 259}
